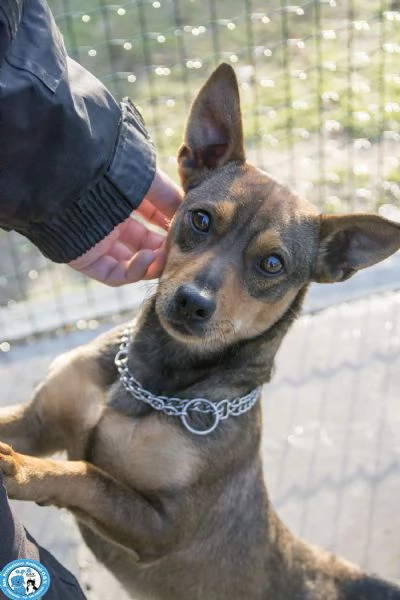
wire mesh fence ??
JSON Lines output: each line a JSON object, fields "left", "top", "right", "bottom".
{"left": 1, "top": 0, "right": 400, "bottom": 346}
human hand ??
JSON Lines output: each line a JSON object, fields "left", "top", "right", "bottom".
{"left": 69, "top": 169, "right": 183, "bottom": 286}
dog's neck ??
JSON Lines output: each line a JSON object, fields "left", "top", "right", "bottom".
{"left": 126, "top": 288, "right": 307, "bottom": 402}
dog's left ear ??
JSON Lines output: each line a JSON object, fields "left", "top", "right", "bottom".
{"left": 178, "top": 63, "right": 245, "bottom": 191}
{"left": 313, "top": 213, "right": 400, "bottom": 283}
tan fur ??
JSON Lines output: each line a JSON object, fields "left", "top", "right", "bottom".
{"left": 213, "top": 199, "right": 238, "bottom": 224}
{"left": 94, "top": 409, "right": 201, "bottom": 491}
{"left": 217, "top": 266, "right": 300, "bottom": 343}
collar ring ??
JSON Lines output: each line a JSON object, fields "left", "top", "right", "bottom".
{"left": 181, "top": 399, "right": 220, "bottom": 436}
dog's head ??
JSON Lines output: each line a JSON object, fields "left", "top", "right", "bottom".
{"left": 155, "top": 64, "right": 400, "bottom": 350}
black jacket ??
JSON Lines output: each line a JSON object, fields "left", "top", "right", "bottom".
{"left": 0, "top": 0, "right": 156, "bottom": 262}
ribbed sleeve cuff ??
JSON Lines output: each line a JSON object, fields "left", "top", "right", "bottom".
{"left": 26, "top": 99, "right": 156, "bottom": 263}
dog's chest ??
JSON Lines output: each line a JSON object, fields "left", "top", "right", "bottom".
{"left": 89, "top": 408, "right": 200, "bottom": 491}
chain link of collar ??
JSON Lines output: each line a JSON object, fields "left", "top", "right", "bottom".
{"left": 114, "top": 324, "right": 261, "bottom": 436}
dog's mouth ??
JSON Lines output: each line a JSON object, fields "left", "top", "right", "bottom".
{"left": 161, "top": 315, "right": 206, "bottom": 339}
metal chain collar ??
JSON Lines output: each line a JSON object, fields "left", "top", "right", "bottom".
{"left": 114, "top": 324, "right": 261, "bottom": 436}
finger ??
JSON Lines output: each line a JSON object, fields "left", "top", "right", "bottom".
{"left": 135, "top": 198, "right": 171, "bottom": 230}
{"left": 144, "top": 170, "right": 183, "bottom": 219}
{"left": 68, "top": 217, "right": 166, "bottom": 281}
{"left": 73, "top": 250, "right": 156, "bottom": 287}
{"left": 142, "top": 247, "right": 167, "bottom": 280}
{"left": 107, "top": 240, "right": 135, "bottom": 262}
{"left": 118, "top": 218, "right": 166, "bottom": 252}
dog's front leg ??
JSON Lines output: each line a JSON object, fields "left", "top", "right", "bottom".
{"left": 0, "top": 442, "right": 177, "bottom": 562}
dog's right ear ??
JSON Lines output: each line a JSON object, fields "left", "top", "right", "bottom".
{"left": 177, "top": 63, "right": 245, "bottom": 191}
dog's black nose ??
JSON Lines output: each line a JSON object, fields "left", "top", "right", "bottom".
{"left": 174, "top": 284, "right": 216, "bottom": 323}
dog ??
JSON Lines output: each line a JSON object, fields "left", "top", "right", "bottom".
{"left": 0, "top": 64, "right": 400, "bottom": 600}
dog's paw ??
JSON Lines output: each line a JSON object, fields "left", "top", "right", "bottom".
{"left": 0, "top": 441, "right": 36, "bottom": 500}
{"left": 0, "top": 441, "right": 20, "bottom": 477}
{"left": 0, "top": 443, "right": 58, "bottom": 504}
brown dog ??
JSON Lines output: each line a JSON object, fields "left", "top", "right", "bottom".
{"left": 0, "top": 64, "right": 400, "bottom": 600}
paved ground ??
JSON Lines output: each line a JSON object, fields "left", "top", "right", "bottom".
{"left": 1, "top": 289, "right": 400, "bottom": 598}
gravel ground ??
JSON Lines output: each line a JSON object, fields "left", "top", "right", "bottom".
{"left": 1, "top": 290, "right": 400, "bottom": 598}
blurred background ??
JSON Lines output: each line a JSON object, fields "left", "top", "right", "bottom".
{"left": 1, "top": 1, "right": 400, "bottom": 598}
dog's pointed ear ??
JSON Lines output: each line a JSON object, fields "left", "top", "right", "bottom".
{"left": 177, "top": 63, "right": 245, "bottom": 191}
{"left": 313, "top": 214, "right": 400, "bottom": 283}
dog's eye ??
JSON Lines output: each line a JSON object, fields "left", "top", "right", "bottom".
{"left": 259, "top": 254, "right": 284, "bottom": 275}
{"left": 191, "top": 210, "right": 211, "bottom": 233}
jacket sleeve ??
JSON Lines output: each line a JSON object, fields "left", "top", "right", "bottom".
{"left": 0, "top": 0, "right": 24, "bottom": 63}
{"left": 0, "top": 0, "right": 156, "bottom": 263}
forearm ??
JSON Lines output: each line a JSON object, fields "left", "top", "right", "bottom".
{"left": 0, "top": 0, "right": 156, "bottom": 263}
{"left": 21, "top": 97, "right": 157, "bottom": 263}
